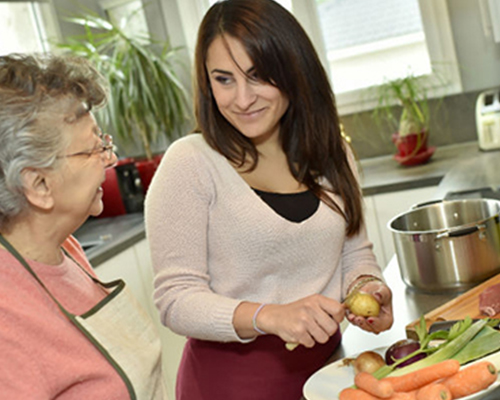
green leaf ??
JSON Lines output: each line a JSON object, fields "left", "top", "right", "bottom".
{"left": 415, "top": 314, "right": 428, "bottom": 344}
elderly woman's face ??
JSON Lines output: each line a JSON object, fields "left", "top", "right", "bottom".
{"left": 49, "top": 108, "right": 116, "bottom": 222}
{"left": 205, "top": 35, "right": 289, "bottom": 144}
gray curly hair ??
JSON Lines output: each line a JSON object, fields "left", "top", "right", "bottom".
{"left": 0, "top": 53, "right": 108, "bottom": 230}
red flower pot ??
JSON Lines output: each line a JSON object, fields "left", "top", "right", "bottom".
{"left": 392, "top": 131, "right": 435, "bottom": 166}
{"left": 392, "top": 131, "right": 428, "bottom": 157}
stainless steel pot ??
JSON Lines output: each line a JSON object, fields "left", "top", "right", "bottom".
{"left": 388, "top": 199, "right": 500, "bottom": 292}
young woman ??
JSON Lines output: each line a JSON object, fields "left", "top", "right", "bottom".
{"left": 145, "top": 1, "right": 393, "bottom": 399}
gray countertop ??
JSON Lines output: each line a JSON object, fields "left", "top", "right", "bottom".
{"left": 74, "top": 212, "right": 145, "bottom": 266}
{"left": 359, "top": 140, "right": 487, "bottom": 196}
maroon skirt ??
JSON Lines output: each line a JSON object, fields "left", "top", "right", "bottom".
{"left": 176, "top": 330, "right": 341, "bottom": 400}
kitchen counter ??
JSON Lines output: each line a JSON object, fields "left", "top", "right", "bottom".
{"left": 358, "top": 141, "right": 484, "bottom": 195}
{"left": 73, "top": 212, "right": 145, "bottom": 266}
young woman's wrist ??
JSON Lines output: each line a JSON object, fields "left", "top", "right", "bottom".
{"left": 347, "top": 275, "right": 383, "bottom": 297}
{"left": 252, "top": 303, "right": 268, "bottom": 335}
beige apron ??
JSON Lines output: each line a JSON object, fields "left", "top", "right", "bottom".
{"left": 0, "top": 235, "right": 166, "bottom": 400}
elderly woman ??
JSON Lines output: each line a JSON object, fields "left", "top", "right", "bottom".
{"left": 0, "top": 54, "right": 165, "bottom": 399}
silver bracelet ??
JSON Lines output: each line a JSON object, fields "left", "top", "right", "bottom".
{"left": 252, "top": 303, "right": 267, "bottom": 335}
{"left": 347, "top": 276, "right": 382, "bottom": 298}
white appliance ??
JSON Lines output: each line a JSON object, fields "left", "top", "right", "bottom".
{"left": 476, "top": 88, "right": 500, "bottom": 150}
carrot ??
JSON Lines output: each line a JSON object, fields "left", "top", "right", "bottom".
{"left": 415, "top": 382, "right": 452, "bottom": 400}
{"left": 355, "top": 372, "right": 394, "bottom": 398}
{"left": 384, "top": 359, "right": 460, "bottom": 392}
{"left": 442, "top": 361, "right": 498, "bottom": 399}
{"left": 339, "top": 387, "right": 379, "bottom": 400}
{"left": 386, "top": 392, "right": 416, "bottom": 400}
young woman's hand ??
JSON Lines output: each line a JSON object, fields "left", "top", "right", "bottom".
{"left": 256, "top": 294, "right": 345, "bottom": 348}
{"left": 345, "top": 280, "right": 393, "bottom": 334}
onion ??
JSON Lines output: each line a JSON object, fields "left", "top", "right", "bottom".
{"left": 384, "top": 339, "right": 427, "bottom": 368}
{"left": 353, "top": 351, "right": 386, "bottom": 374}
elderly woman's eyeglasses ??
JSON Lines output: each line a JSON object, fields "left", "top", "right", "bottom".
{"left": 59, "top": 134, "right": 115, "bottom": 160}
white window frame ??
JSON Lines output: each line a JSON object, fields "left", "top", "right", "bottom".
{"left": 0, "top": 0, "right": 62, "bottom": 54}
{"left": 174, "top": 0, "right": 462, "bottom": 116}
{"left": 38, "top": 0, "right": 61, "bottom": 52}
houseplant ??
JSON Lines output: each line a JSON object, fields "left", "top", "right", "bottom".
{"left": 372, "top": 73, "right": 434, "bottom": 166}
{"left": 58, "top": 8, "right": 190, "bottom": 190}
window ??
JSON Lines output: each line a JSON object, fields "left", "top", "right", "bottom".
{"left": 175, "top": 0, "right": 462, "bottom": 115}
{"left": 317, "top": 0, "right": 431, "bottom": 94}
{"left": 0, "top": 1, "right": 60, "bottom": 56}
{"left": 99, "top": 0, "right": 150, "bottom": 40}
{"left": 293, "top": 0, "right": 462, "bottom": 115}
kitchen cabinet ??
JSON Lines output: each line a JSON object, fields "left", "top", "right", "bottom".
{"left": 364, "top": 186, "right": 439, "bottom": 267}
{"left": 95, "top": 239, "right": 186, "bottom": 400}
{"left": 95, "top": 246, "right": 150, "bottom": 310}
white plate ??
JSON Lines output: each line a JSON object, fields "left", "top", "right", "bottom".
{"left": 303, "top": 347, "right": 500, "bottom": 400}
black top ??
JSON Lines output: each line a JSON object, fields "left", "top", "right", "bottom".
{"left": 253, "top": 188, "right": 320, "bottom": 223}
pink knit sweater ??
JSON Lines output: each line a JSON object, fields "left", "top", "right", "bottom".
{"left": 145, "top": 134, "right": 383, "bottom": 343}
{"left": 0, "top": 236, "right": 129, "bottom": 399}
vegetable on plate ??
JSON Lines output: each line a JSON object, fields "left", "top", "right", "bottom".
{"left": 351, "top": 351, "right": 386, "bottom": 374}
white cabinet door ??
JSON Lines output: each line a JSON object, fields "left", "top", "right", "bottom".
{"left": 363, "top": 195, "right": 387, "bottom": 268}
{"left": 95, "top": 246, "right": 149, "bottom": 310}
{"left": 95, "top": 242, "right": 187, "bottom": 400}
{"left": 133, "top": 239, "right": 187, "bottom": 400}
{"left": 372, "top": 186, "right": 439, "bottom": 264}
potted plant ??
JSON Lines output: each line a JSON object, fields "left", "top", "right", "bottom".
{"left": 372, "top": 73, "right": 435, "bottom": 166}
{"left": 58, "top": 8, "right": 190, "bottom": 191}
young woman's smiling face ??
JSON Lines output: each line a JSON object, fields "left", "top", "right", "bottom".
{"left": 205, "top": 35, "right": 289, "bottom": 145}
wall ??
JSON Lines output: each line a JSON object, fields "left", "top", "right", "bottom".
{"left": 448, "top": 0, "right": 500, "bottom": 93}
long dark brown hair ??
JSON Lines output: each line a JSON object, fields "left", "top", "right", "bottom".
{"left": 194, "top": 0, "right": 363, "bottom": 236}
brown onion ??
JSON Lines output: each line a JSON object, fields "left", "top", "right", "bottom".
{"left": 353, "top": 350, "right": 386, "bottom": 374}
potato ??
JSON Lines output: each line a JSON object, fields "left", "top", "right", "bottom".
{"left": 346, "top": 292, "right": 380, "bottom": 317}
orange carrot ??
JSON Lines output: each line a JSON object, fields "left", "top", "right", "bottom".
{"left": 386, "top": 392, "right": 416, "bottom": 400}
{"left": 339, "top": 387, "right": 379, "bottom": 400}
{"left": 442, "top": 361, "right": 498, "bottom": 399}
{"left": 355, "top": 372, "right": 394, "bottom": 398}
{"left": 415, "top": 382, "right": 452, "bottom": 400}
{"left": 384, "top": 359, "right": 460, "bottom": 392}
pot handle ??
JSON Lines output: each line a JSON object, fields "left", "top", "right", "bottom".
{"left": 410, "top": 199, "right": 443, "bottom": 210}
{"left": 436, "top": 224, "right": 486, "bottom": 239}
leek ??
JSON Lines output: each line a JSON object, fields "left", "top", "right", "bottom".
{"left": 452, "top": 326, "right": 500, "bottom": 365}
